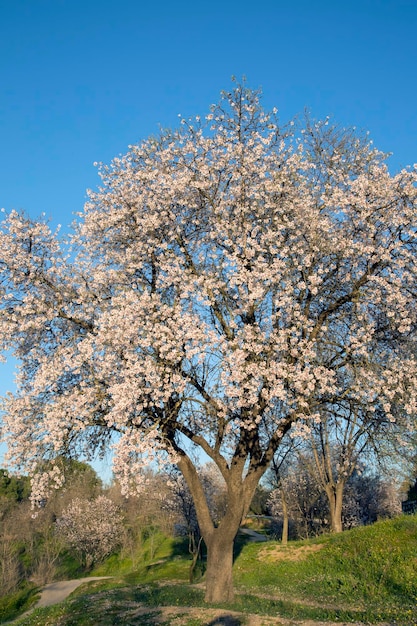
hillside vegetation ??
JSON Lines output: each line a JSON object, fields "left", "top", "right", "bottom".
{"left": 2, "top": 514, "right": 417, "bottom": 625}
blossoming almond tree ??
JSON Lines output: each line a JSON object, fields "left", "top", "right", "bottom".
{"left": 0, "top": 83, "right": 416, "bottom": 602}
{"left": 55, "top": 495, "right": 123, "bottom": 568}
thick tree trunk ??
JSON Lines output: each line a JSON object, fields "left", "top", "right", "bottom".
{"left": 204, "top": 529, "right": 235, "bottom": 603}
{"left": 177, "top": 451, "right": 264, "bottom": 603}
{"left": 326, "top": 482, "right": 344, "bottom": 533}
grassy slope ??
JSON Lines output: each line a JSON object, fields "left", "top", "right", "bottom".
{"left": 234, "top": 515, "right": 417, "bottom": 622}
{"left": 3, "top": 515, "right": 417, "bottom": 625}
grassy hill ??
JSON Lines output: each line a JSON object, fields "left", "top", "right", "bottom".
{"left": 3, "top": 514, "right": 417, "bottom": 625}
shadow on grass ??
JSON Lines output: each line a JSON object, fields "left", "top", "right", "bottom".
{"left": 130, "top": 533, "right": 255, "bottom": 583}
{"left": 127, "top": 611, "right": 243, "bottom": 626}
{"left": 206, "top": 616, "right": 243, "bottom": 625}
{"left": 0, "top": 585, "right": 40, "bottom": 624}
{"left": 170, "top": 530, "right": 260, "bottom": 561}
{"left": 120, "top": 528, "right": 264, "bottom": 584}
{"left": 129, "top": 532, "right": 256, "bottom": 586}
{"left": 232, "top": 530, "right": 257, "bottom": 562}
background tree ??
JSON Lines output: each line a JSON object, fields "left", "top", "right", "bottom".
{"left": 106, "top": 472, "right": 172, "bottom": 568}
{"left": 294, "top": 408, "right": 378, "bottom": 533}
{"left": 265, "top": 440, "right": 300, "bottom": 544}
{"left": 407, "top": 479, "right": 417, "bottom": 502}
{"left": 0, "top": 460, "right": 104, "bottom": 592}
{"left": 1, "top": 83, "right": 416, "bottom": 602}
{"left": 55, "top": 495, "right": 123, "bottom": 568}
{"left": 297, "top": 317, "right": 416, "bottom": 532}
{"left": 248, "top": 484, "right": 270, "bottom": 517}
{"left": 268, "top": 459, "right": 404, "bottom": 539}
{"left": 0, "top": 469, "right": 30, "bottom": 505}
{"left": 347, "top": 471, "right": 403, "bottom": 525}
{"left": 268, "top": 451, "right": 328, "bottom": 540}
{"left": 28, "top": 459, "right": 103, "bottom": 581}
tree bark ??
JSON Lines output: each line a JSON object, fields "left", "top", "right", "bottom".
{"left": 177, "top": 449, "right": 263, "bottom": 603}
{"left": 326, "top": 482, "right": 344, "bottom": 533}
{"left": 204, "top": 529, "right": 235, "bottom": 602}
{"left": 281, "top": 490, "right": 289, "bottom": 545}
{"left": 189, "top": 534, "right": 203, "bottom": 583}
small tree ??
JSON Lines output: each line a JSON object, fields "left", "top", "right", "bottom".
{"left": 266, "top": 440, "right": 300, "bottom": 543}
{"left": 268, "top": 455, "right": 327, "bottom": 540}
{"left": 1, "top": 83, "right": 417, "bottom": 602}
{"left": 106, "top": 474, "right": 172, "bottom": 567}
{"left": 348, "top": 472, "right": 403, "bottom": 524}
{"left": 55, "top": 495, "right": 123, "bottom": 568}
{"left": 0, "top": 538, "right": 22, "bottom": 597}
{"left": 0, "top": 469, "right": 30, "bottom": 505}
{"left": 298, "top": 385, "right": 412, "bottom": 532}
{"left": 249, "top": 485, "right": 270, "bottom": 517}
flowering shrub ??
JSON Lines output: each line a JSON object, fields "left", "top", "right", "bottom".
{"left": 55, "top": 495, "right": 123, "bottom": 567}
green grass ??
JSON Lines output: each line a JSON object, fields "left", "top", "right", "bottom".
{"left": 234, "top": 515, "right": 417, "bottom": 606}
{"left": 4, "top": 515, "right": 417, "bottom": 625}
{"left": 91, "top": 532, "right": 188, "bottom": 578}
{"left": 0, "top": 587, "right": 37, "bottom": 623}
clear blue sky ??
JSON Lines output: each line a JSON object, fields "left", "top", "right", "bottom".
{"left": 1, "top": 0, "right": 416, "bottom": 473}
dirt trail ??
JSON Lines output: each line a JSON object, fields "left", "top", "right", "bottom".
{"left": 35, "top": 576, "right": 113, "bottom": 608}
{"left": 239, "top": 527, "right": 268, "bottom": 542}
{"left": 5, "top": 577, "right": 112, "bottom": 624}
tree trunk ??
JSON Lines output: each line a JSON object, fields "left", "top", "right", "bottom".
{"left": 189, "top": 534, "right": 203, "bottom": 583}
{"left": 177, "top": 452, "right": 263, "bottom": 603}
{"left": 326, "top": 482, "right": 344, "bottom": 533}
{"left": 204, "top": 529, "right": 235, "bottom": 603}
{"left": 281, "top": 491, "right": 289, "bottom": 546}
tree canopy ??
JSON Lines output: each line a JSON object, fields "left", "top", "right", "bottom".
{"left": 1, "top": 83, "right": 416, "bottom": 601}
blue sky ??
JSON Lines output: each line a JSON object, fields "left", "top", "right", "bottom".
{"left": 1, "top": 0, "right": 416, "bottom": 473}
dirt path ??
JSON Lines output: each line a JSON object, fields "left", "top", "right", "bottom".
{"left": 34, "top": 576, "right": 113, "bottom": 608}
{"left": 6, "top": 577, "right": 112, "bottom": 624}
{"left": 239, "top": 527, "right": 268, "bottom": 542}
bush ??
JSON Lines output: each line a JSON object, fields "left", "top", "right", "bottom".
{"left": 55, "top": 495, "right": 123, "bottom": 568}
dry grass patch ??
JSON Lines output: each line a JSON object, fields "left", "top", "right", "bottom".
{"left": 257, "top": 544, "right": 324, "bottom": 563}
